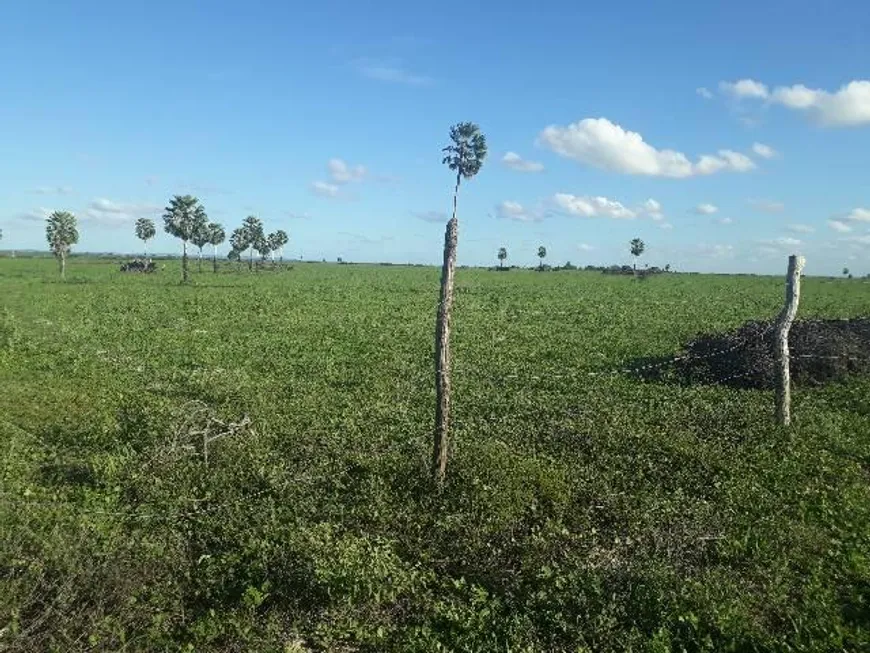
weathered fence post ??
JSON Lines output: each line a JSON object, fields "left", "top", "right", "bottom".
{"left": 775, "top": 254, "right": 805, "bottom": 426}
{"left": 433, "top": 217, "right": 458, "bottom": 486}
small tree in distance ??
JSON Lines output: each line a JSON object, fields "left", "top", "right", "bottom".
{"left": 843, "top": 267, "right": 850, "bottom": 278}
{"left": 207, "top": 223, "right": 225, "bottom": 273}
{"left": 230, "top": 228, "right": 249, "bottom": 272}
{"left": 46, "top": 211, "right": 79, "bottom": 280}
{"left": 163, "top": 195, "right": 207, "bottom": 282}
{"left": 630, "top": 238, "right": 645, "bottom": 271}
{"left": 241, "top": 216, "right": 264, "bottom": 271}
{"left": 538, "top": 245, "right": 547, "bottom": 270}
{"left": 269, "top": 230, "right": 289, "bottom": 263}
{"left": 497, "top": 246, "right": 507, "bottom": 269}
{"left": 191, "top": 223, "right": 211, "bottom": 272}
{"left": 135, "top": 218, "right": 156, "bottom": 257}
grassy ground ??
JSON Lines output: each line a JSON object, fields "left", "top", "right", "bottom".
{"left": 1, "top": 257, "right": 868, "bottom": 651}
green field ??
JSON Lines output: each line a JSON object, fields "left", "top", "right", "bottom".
{"left": 1, "top": 257, "right": 868, "bottom": 651}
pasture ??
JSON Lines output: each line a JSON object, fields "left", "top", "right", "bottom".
{"left": 1, "top": 257, "right": 868, "bottom": 651}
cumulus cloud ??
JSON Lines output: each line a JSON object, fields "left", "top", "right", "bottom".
{"left": 828, "top": 219, "right": 852, "bottom": 233}
{"left": 552, "top": 193, "right": 637, "bottom": 219}
{"left": 495, "top": 201, "right": 540, "bottom": 222}
{"left": 845, "top": 207, "right": 870, "bottom": 222}
{"left": 578, "top": 243, "right": 595, "bottom": 251}
{"left": 84, "top": 198, "right": 160, "bottom": 226}
{"left": 696, "top": 87, "right": 713, "bottom": 99}
{"left": 502, "top": 151, "right": 544, "bottom": 172}
{"left": 310, "top": 181, "right": 340, "bottom": 198}
{"left": 719, "top": 79, "right": 769, "bottom": 99}
{"left": 694, "top": 203, "right": 718, "bottom": 215}
{"left": 537, "top": 118, "right": 756, "bottom": 177}
{"left": 787, "top": 224, "right": 815, "bottom": 234}
{"left": 770, "top": 80, "right": 870, "bottom": 126}
{"left": 748, "top": 199, "right": 785, "bottom": 213}
{"left": 751, "top": 142, "right": 777, "bottom": 158}
{"left": 328, "top": 158, "right": 367, "bottom": 184}
{"left": 641, "top": 198, "right": 664, "bottom": 220}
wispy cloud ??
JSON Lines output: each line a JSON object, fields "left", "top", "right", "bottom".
{"left": 748, "top": 198, "right": 785, "bottom": 213}
{"left": 696, "top": 87, "right": 713, "bottom": 99}
{"left": 328, "top": 158, "right": 367, "bottom": 183}
{"left": 787, "top": 224, "right": 815, "bottom": 234}
{"left": 693, "top": 203, "right": 718, "bottom": 215}
{"left": 16, "top": 207, "right": 53, "bottom": 222}
{"left": 32, "top": 186, "right": 74, "bottom": 195}
{"left": 310, "top": 181, "right": 341, "bottom": 198}
{"left": 412, "top": 210, "right": 448, "bottom": 223}
{"left": 84, "top": 198, "right": 161, "bottom": 226}
{"left": 495, "top": 201, "right": 542, "bottom": 223}
{"left": 751, "top": 142, "right": 778, "bottom": 159}
{"left": 355, "top": 59, "right": 433, "bottom": 86}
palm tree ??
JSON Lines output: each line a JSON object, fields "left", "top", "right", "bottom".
{"left": 162, "top": 195, "right": 207, "bottom": 282}
{"left": 537, "top": 245, "right": 547, "bottom": 270}
{"left": 241, "top": 216, "right": 264, "bottom": 271}
{"left": 843, "top": 267, "right": 850, "bottom": 277}
{"left": 253, "top": 233, "right": 271, "bottom": 263}
{"left": 45, "top": 211, "right": 79, "bottom": 279}
{"left": 268, "top": 230, "right": 289, "bottom": 263}
{"left": 134, "top": 218, "right": 156, "bottom": 257}
{"left": 433, "top": 121, "right": 488, "bottom": 486}
{"left": 207, "top": 223, "right": 225, "bottom": 273}
{"left": 497, "top": 246, "right": 507, "bottom": 268}
{"left": 230, "top": 228, "right": 249, "bottom": 271}
{"left": 630, "top": 238, "right": 645, "bottom": 271}
{"left": 191, "top": 222, "right": 212, "bottom": 272}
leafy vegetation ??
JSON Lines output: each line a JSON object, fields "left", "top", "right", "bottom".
{"left": 45, "top": 210, "right": 79, "bottom": 279}
{"left": 0, "top": 257, "right": 868, "bottom": 651}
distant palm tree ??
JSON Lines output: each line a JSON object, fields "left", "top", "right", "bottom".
{"left": 843, "top": 267, "right": 850, "bottom": 277}
{"left": 537, "top": 245, "right": 547, "bottom": 270}
{"left": 135, "top": 218, "right": 156, "bottom": 257}
{"left": 229, "top": 228, "right": 249, "bottom": 271}
{"left": 207, "top": 223, "right": 225, "bottom": 273}
{"left": 241, "top": 216, "right": 264, "bottom": 271}
{"left": 191, "top": 222, "right": 211, "bottom": 272}
{"left": 269, "top": 230, "right": 289, "bottom": 263}
{"left": 497, "top": 246, "right": 507, "bottom": 268}
{"left": 630, "top": 238, "right": 646, "bottom": 270}
{"left": 162, "top": 195, "right": 207, "bottom": 282}
{"left": 46, "top": 211, "right": 79, "bottom": 279}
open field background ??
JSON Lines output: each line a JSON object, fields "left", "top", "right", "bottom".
{"left": 1, "top": 258, "right": 869, "bottom": 651}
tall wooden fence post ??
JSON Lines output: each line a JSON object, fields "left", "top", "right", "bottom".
{"left": 433, "top": 217, "right": 458, "bottom": 486}
{"left": 775, "top": 254, "right": 805, "bottom": 426}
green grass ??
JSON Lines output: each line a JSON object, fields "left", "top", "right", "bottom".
{"left": 1, "top": 257, "right": 868, "bottom": 651}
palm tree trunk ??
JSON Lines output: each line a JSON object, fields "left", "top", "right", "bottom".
{"left": 144, "top": 240, "right": 148, "bottom": 257}
{"left": 197, "top": 249, "right": 202, "bottom": 272}
{"left": 182, "top": 242, "right": 189, "bottom": 282}
{"left": 433, "top": 172, "right": 461, "bottom": 487}
{"left": 212, "top": 246, "right": 218, "bottom": 273}
{"left": 59, "top": 252, "right": 66, "bottom": 280}
{"left": 248, "top": 248, "right": 253, "bottom": 272}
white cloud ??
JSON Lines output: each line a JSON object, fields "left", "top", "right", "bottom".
{"left": 845, "top": 207, "right": 870, "bottom": 222}
{"left": 310, "top": 181, "right": 340, "bottom": 198}
{"left": 770, "top": 80, "right": 870, "bottom": 126}
{"left": 716, "top": 217, "right": 734, "bottom": 225}
{"left": 787, "top": 224, "right": 815, "bottom": 234}
{"left": 537, "top": 117, "right": 756, "bottom": 178}
{"left": 495, "top": 200, "right": 540, "bottom": 222}
{"left": 659, "top": 222, "right": 674, "bottom": 230}
{"left": 760, "top": 236, "right": 802, "bottom": 247}
{"left": 356, "top": 59, "right": 433, "bottom": 86}
{"left": 694, "top": 203, "right": 718, "bottom": 215}
{"left": 696, "top": 87, "right": 713, "bottom": 99}
{"left": 552, "top": 193, "right": 637, "bottom": 219}
{"left": 502, "top": 151, "right": 544, "bottom": 173}
{"left": 17, "top": 207, "right": 53, "bottom": 222}
{"left": 751, "top": 142, "right": 777, "bottom": 159}
{"left": 748, "top": 199, "right": 785, "bottom": 213}
{"left": 33, "top": 186, "right": 74, "bottom": 195}
{"left": 84, "top": 198, "right": 160, "bottom": 226}
{"left": 698, "top": 244, "right": 735, "bottom": 258}
{"left": 828, "top": 219, "right": 853, "bottom": 233}
{"left": 328, "top": 158, "right": 367, "bottom": 184}
{"left": 641, "top": 198, "right": 664, "bottom": 220}
{"left": 412, "top": 210, "right": 448, "bottom": 223}
{"left": 719, "top": 79, "right": 769, "bottom": 99}
{"left": 578, "top": 243, "right": 595, "bottom": 251}
{"left": 846, "top": 234, "right": 870, "bottom": 245}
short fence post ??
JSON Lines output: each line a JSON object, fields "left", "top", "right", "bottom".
{"left": 775, "top": 254, "right": 805, "bottom": 426}
{"left": 433, "top": 217, "right": 458, "bottom": 486}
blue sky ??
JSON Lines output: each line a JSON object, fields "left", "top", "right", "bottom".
{"left": 2, "top": 0, "right": 869, "bottom": 275}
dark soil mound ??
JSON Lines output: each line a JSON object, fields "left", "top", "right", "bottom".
{"left": 635, "top": 318, "right": 870, "bottom": 389}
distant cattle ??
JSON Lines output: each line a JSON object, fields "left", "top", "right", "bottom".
{"left": 120, "top": 259, "right": 157, "bottom": 273}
